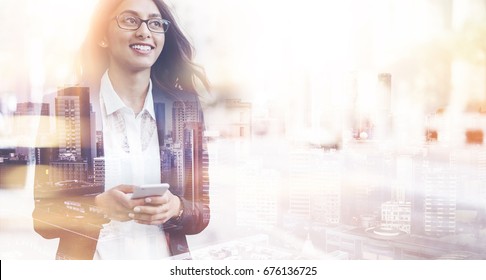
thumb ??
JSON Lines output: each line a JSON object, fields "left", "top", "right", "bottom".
{"left": 114, "top": 184, "right": 136, "bottom": 194}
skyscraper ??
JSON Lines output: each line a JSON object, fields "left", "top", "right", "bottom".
{"left": 154, "top": 102, "right": 166, "bottom": 146}
{"left": 52, "top": 87, "right": 95, "bottom": 182}
{"left": 394, "top": 155, "right": 414, "bottom": 202}
{"left": 235, "top": 159, "right": 279, "bottom": 229}
{"left": 221, "top": 99, "right": 252, "bottom": 138}
{"left": 311, "top": 153, "right": 341, "bottom": 226}
{"left": 381, "top": 201, "right": 412, "bottom": 234}
{"left": 422, "top": 155, "right": 457, "bottom": 237}
{"left": 173, "top": 101, "right": 199, "bottom": 143}
{"left": 288, "top": 148, "right": 341, "bottom": 227}
{"left": 380, "top": 154, "right": 414, "bottom": 234}
{"left": 93, "top": 157, "right": 105, "bottom": 185}
{"left": 374, "top": 73, "right": 392, "bottom": 141}
{"left": 15, "top": 102, "right": 49, "bottom": 117}
{"left": 14, "top": 102, "right": 49, "bottom": 163}
{"left": 55, "top": 87, "right": 93, "bottom": 162}
{"left": 183, "top": 122, "right": 203, "bottom": 202}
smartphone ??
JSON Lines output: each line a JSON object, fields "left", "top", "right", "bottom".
{"left": 131, "top": 183, "right": 169, "bottom": 199}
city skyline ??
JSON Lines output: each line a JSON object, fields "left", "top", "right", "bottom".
{"left": 4, "top": 71, "right": 486, "bottom": 258}
{"left": 2, "top": 0, "right": 486, "bottom": 260}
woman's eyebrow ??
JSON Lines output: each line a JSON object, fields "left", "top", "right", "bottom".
{"left": 148, "top": 13, "right": 162, "bottom": 18}
{"left": 120, "top": 10, "right": 162, "bottom": 18}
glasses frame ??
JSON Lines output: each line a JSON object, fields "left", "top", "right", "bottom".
{"left": 114, "top": 14, "right": 171, "bottom": 34}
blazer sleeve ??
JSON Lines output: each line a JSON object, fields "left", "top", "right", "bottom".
{"left": 162, "top": 98, "right": 210, "bottom": 235}
{"left": 32, "top": 193, "right": 106, "bottom": 240}
{"left": 32, "top": 151, "right": 108, "bottom": 241}
{"left": 31, "top": 92, "right": 108, "bottom": 240}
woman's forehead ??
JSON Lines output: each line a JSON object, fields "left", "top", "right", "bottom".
{"left": 111, "top": 0, "right": 161, "bottom": 17}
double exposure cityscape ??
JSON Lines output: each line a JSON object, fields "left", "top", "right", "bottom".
{"left": 2, "top": 0, "right": 486, "bottom": 260}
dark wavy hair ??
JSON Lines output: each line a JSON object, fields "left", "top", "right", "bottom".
{"left": 79, "top": 0, "right": 209, "bottom": 96}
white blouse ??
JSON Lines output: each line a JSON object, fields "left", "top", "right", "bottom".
{"left": 94, "top": 71, "right": 170, "bottom": 259}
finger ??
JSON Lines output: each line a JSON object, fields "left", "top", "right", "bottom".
{"left": 133, "top": 205, "right": 168, "bottom": 215}
{"left": 114, "top": 184, "right": 136, "bottom": 194}
{"left": 127, "top": 197, "right": 147, "bottom": 208}
{"left": 143, "top": 195, "right": 169, "bottom": 205}
{"left": 116, "top": 192, "right": 135, "bottom": 209}
{"left": 107, "top": 188, "right": 135, "bottom": 209}
{"left": 131, "top": 212, "right": 167, "bottom": 222}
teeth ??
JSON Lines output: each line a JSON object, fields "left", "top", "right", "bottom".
{"left": 131, "top": 45, "right": 152, "bottom": 51}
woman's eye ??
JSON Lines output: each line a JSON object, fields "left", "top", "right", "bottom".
{"left": 150, "top": 20, "right": 162, "bottom": 28}
{"left": 124, "top": 16, "right": 138, "bottom": 25}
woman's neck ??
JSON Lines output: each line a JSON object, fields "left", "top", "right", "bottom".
{"left": 107, "top": 67, "right": 151, "bottom": 115}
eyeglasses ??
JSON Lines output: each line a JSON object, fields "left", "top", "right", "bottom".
{"left": 114, "top": 13, "right": 170, "bottom": 33}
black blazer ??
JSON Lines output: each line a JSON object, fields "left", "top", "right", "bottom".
{"left": 32, "top": 86, "right": 210, "bottom": 260}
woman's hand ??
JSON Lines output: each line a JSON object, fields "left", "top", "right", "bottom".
{"left": 95, "top": 185, "right": 144, "bottom": 221}
{"left": 128, "top": 190, "right": 182, "bottom": 225}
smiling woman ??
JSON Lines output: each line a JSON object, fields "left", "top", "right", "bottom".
{"left": 31, "top": 0, "right": 211, "bottom": 260}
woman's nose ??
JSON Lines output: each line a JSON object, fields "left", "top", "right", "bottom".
{"left": 135, "top": 22, "right": 151, "bottom": 38}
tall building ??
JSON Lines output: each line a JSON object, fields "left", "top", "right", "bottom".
{"left": 49, "top": 160, "right": 88, "bottom": 183}
{"left": 171, "top": 100, "right": 203, "bottom": 196}
{"left": 288, "top": 148, "right": 312, "bottom": 221}
{"left": 14, "top": 102, "right": 49, "bottom": 163}
{"left": 219, "top": 99, "right": 252, "bottom": 138}
{"left": 394, "top": 155, "right": 414, "bottom": 202}
{"left": 341, "top": 149, "right": 390, "bottom": 226}
{"left": 236, "top": 159, "right": 279, "bottom": 229}
{"left": 14, "top": 102, "right": 49, "bottom": 116}
{"left": 172, "top": 101, "right": 199, "bottom": 143}
{"left": 55, "top": 87, "right": 95, "bottom": 160}
{"left": 377, "top": 73, "right": 391, "bottom": 113}
{"left": 477, "top": 150, "right": 486, "bottom": 213}
{"left": 380, "top": 154, "right": 414, "bottom": 234}
{"left": 95, "top": 131, "right": 103, "bottom": 157}
{"left": 15, "top": 102, "right": 49, "bottom": 116}
{"left": 53, "top": 87, "right": 95, "bottom": 182}
{"left": 154, "top": 102, "right": 166, "bottom": 146}
{"left": 288, "top": 148, "right": 341, "bottom": 227}
{"left": 173, "top": 145, "right": 184, "bottom": 189}
{"left": 30, "top": 99, "right": 57, "bottom": 185}
{"left": 446, "top": 147, "right": 486, "bottom": 236}
{"left": 311, "top": 153, "right": 341, "bottom": 226}
{"left": 201, "top": 142, "right": 210, "bottom": 224}
{"left": 373, "top": 73, "right": 392, "bottom": 141}
{"left": 381, "top": 201, "right": 412, "bottom": 234}
{"left": 422, "top": 155, "right": 457, "bottom": 237}
{"left": 183, "top": 122, "right": 203, "bottom": 202}
{"left": 93, "top": 157, "right": 105, "bottom": 185}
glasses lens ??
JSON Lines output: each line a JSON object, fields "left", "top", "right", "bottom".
{"left": 116, "top": 14, "right": 170, "bottom": 33}
{"left": 117, "top": 14, "right": 140, "bottom": 30}
{"left": 148, "top": 19, "right": 169, "bottom": 33}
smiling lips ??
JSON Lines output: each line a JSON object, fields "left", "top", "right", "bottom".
{"left": 130, "top": 43, "right": 154, "bottom": 54}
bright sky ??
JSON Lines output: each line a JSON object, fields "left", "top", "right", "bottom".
{"left": 1, "top": 0, "right": 484, "bottom": 126}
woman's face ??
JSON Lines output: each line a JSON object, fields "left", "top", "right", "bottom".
{"left": 104, "top": 0, "right": 165, "bottom": 73}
